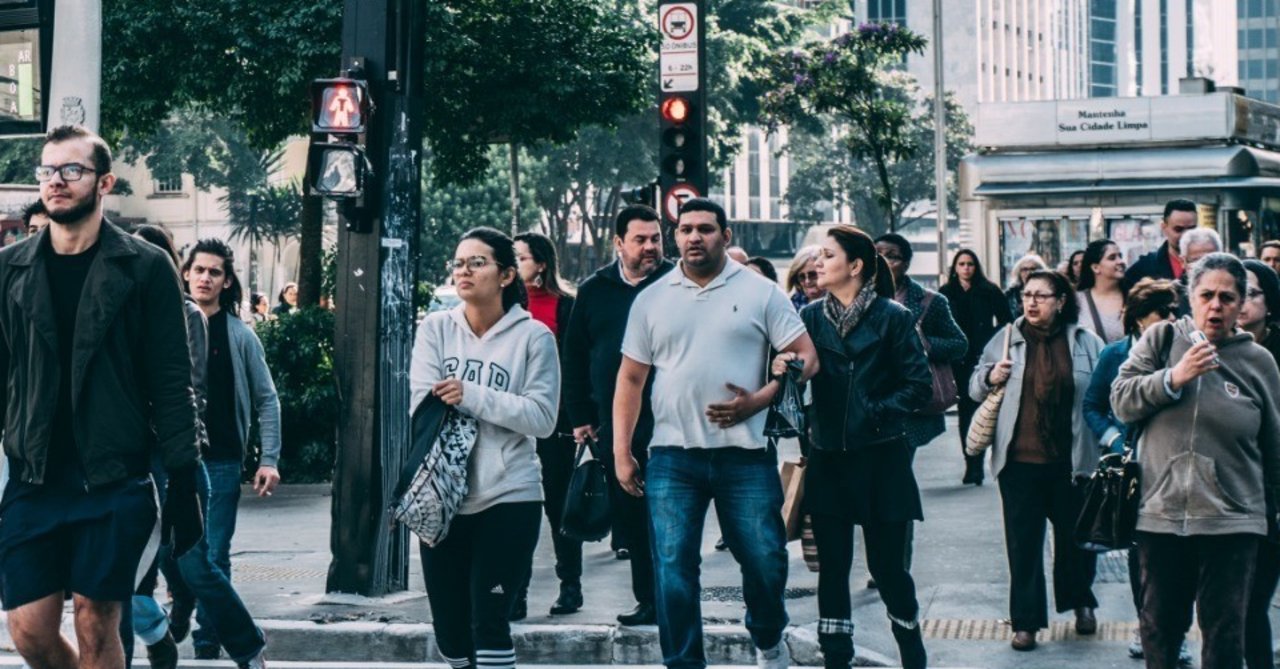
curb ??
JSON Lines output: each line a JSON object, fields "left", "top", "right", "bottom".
{"left": 257, "top": 619, "right": 896, "bottom": 667}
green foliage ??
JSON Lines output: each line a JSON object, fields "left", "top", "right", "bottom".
{"left": 783, "top": 72, "right": 973, "bottom": 235}
{"left": 421, "top": 0, "right": 654, "bottom": 186}
{"left": 0, "top": 138, "right": 38, "bottom": 185}
{"left": 702, "top": 0, "right": 836, "bottom": 173}
{"left": 761, "top": 22, "right": 927, "bottom": 230}
{"left": 255, "top": 307, "right": 338, "bottom": 482}
{"left": 101, "top": 0, "right": 344, "bottom": 149}
{"left": 420, "top": 145, "right": 540, "bottom": 286}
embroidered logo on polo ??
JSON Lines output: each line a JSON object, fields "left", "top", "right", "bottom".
{"left": 1224, "top": 381, "right": 1241, "bottom": 399}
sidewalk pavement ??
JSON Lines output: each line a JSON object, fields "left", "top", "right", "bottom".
{"left": 2, "top": 416, "right": 1277, "bottom": 668}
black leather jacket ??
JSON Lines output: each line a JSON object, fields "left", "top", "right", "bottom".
{"left": 0, "top": 222, "right": 199, "bottom": 486}
{"left": 801, "top": 296, "right": 932, "bottom": 451}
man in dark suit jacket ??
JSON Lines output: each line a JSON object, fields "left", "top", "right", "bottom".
{"left": 1122, "top": 199, "right": 1200, "bottom": 292}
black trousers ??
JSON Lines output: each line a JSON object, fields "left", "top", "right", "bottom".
{"left": 535, "top": 434, "right": 582, "bottom": 584}
{"left": 421, "top": 502, "right": 541, "bottom": 669}
{"left": 597, "top": 427, "right": 654, "bottom": 606}
{"left": 1246, "top": 539, "right": 1280, "bottom": 669}
{"left": 997, "top": 461, "right": 1098, "bottom": 632}
{"left": 1137, "top": 532, "right": 1258, "bottom": 669}
{"left": 810, "top": 513, "right": 919, "bottom": 666}
{"left": 956, "top": 392, "right": 984, "bottom": 480}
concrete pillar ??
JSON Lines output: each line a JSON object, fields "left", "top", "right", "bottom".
{"left": 47, "top": 0, "right": 101, "bottom": 131}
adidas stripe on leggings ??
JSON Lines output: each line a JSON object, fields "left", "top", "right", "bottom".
{"left": 421, "top": 501, "right": 541, "bottom": 669}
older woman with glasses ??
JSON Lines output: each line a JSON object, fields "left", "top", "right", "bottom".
{"left": 1113, "top": 253, "right": 1280, "bottom": 669}
{"left": 786, "top": 245, "right": 826, "bottom": 310}
{"left": 970, "top": 270, "right": 1105, "bottom": 652}
{"left": 1004, "top": 254, "right": 1048, "bottom": 318}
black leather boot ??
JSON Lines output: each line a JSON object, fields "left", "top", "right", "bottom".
{"left": 549, "top": 582, "right": 583, "bottom": 615}
{"left": 891, "top": 621, "right": 927, "bottom": 669}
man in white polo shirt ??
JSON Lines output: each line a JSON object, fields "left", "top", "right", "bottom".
{"left": 613, "top": 198, "right": 818, "bottom": 669}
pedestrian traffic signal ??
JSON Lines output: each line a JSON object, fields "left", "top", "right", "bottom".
{"left": 311, "top": 78, "right": 371, "bottom": 134}
{"left": 658, "top": 91, "right": 706, "bottom": 221}
{"left": 307, "top": 143, "right": 370, "bottom": 198}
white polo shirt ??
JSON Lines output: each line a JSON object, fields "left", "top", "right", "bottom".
{"left": 622, "top": 259, "right": 806, "bottom": 449}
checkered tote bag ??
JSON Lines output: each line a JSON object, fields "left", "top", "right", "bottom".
{"left": 391, "top": 395, "right": 479, "bottom": 547}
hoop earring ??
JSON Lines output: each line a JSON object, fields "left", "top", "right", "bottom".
{"left": 534, "top": 275, "right": 543, "bottom": 288}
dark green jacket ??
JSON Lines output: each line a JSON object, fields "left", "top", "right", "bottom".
{"left": 0, "top": 221, "right": 199, "bottom": 486}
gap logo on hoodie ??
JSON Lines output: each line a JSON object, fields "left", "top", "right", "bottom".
{"left": 442, "top": 358, "right": 511, "bottom": 392}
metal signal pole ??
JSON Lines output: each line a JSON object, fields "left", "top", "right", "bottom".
{"left": 933, "top": 0, "right": 949, "bottom": 284}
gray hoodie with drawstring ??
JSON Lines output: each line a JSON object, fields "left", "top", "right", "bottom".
{"left": 1112, "top": 317, "right": 1280, "bottom": 537}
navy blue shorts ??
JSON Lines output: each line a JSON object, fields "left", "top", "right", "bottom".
{"left": 0, "top": 475, "right": 158, "bottom": 610}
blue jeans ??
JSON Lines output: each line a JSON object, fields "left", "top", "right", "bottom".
{"left": 189, "top": 460, "right": 261, "bottom": 660}
{"left": 646, "top": 447, "right": 789, "bottom": 669}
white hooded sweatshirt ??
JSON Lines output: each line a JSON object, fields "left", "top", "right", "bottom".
{"left": 410, "top": 304, "right": 560, "bottom": 515}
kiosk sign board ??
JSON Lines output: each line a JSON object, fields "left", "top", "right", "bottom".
{"left": 976, "top": 93, "right": 1254, "bottom": 150}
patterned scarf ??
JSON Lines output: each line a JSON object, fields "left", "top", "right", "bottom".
{"left": 823, "top": 282, "right": 878, "bottom": 338}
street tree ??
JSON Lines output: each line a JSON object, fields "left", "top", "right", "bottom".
{"left": 760, "top": 21, "right": 927, "bottom": 231}
{"left": 783, "top": 72, "right": 973, "bottom": 235}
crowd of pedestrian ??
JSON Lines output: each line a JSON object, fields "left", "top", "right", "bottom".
{"left": 6, "top": 123, "right": 1280, "bottom": 669}
{"left": 407, "top": 191, "right": 1280, "bottom": 669}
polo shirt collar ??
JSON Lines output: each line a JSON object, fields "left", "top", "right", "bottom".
{"left": 669, "top": 258, "right": 743, "bottom": 292}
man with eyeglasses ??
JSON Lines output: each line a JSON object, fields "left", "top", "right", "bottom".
{"left": 0, "top": 125, "right": 202, "bottom": 669}
{"left": 1122, "top": 199, "right": 1200, "bottom": 292}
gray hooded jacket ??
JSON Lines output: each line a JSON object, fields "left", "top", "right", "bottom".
{"left": 1111, "top": 318, "right": 1280, "bottom": 536}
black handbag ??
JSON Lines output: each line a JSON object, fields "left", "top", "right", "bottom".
{"left": 764, "top": 359, "right": 807, "bottom": 439}
{"left": 1075, "top": 451, "right": 1142, "bottom": 552}
{"left": 559, "top": 439, "right": 612, "bottom": 542}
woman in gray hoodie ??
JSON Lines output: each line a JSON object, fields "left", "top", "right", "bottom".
{"left": 410, "top": 227, "right": 561, "bottom": 669}
{"left": 1112, "top": 253, "right": 1280, "bottom": 669}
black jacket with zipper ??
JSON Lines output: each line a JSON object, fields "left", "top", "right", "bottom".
{"left": 0, "top": 221, "right": 199, "bottom": 487}
{"left": 802, "top": 295, "right": 932, "bottom": 451}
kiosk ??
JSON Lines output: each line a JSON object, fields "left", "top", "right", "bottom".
{"left": 960, "top": 83, "right": 1280, "bottom": 285}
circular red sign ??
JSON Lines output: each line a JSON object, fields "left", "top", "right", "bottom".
{"left": 664, "top": 183, "right": 701, "bottom": 222}
{"left": 661, "top": 6, "right": 695, "bottom": 41}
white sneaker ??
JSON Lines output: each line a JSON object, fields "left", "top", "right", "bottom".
{"left": 1178, "top": 640, "right": 1193, "bottom": 666}
{"left": 1128, "top": 630, "right": 1144, "bottom": 659}
{"left": 756, "top": 640, "right": 790, "bottom": 669}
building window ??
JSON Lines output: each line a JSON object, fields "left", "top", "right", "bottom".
{"left": 748, "top": 132, "right": 760, "bottom": 221}
{"left": 154, "top": 176, "right": 182, "bottom": 194}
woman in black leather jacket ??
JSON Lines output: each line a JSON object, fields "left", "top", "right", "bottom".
{"left": 774, "top": 225, "right": 931, "bottom": 669}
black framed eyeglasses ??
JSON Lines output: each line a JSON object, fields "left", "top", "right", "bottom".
{"left": 35, "top": 163, "right": 99, "bottom": 182}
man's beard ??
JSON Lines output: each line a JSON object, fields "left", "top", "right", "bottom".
{"left": 622, "top": 252, "right": 660, "bottom": 277}
{"left": 47, "top": 187, "right": 99, "bottom": 225}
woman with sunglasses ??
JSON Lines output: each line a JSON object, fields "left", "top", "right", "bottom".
{"left": 970, "top": 270, "right": 1105, "bottom": 652}
{"left": 786, "top": 245, "right": 825, "bottom": 310}
{"left": 1081, "top": 278, "right": 1184, "bottom": 662}
{"left": 410, "top": 227, "right": 560, "bottom": 669}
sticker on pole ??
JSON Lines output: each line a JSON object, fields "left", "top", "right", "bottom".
{"left": 660, "top": 3, "right": 699, "bottom": 93}
{"left": 663, "top": 183, "right": 701, "bottom": 222}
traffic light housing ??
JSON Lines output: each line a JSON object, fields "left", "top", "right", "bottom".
{"left": 307, "top": 72, "right": 375, "bottom": 231}
{"left": 658, "top": 91, "right": 706, "bottom": 222}
{"left": 310, "top": 78, "right": 372, "bottom": 134}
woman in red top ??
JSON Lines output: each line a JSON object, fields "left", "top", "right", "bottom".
{"left": 512, "top": 231, "right": 580, "bottom": 618}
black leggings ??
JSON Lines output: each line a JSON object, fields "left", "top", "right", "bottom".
{"left": 1245, "top": 539, "right": 1280, "bottom": 669}
{"left": 421, "top": 502, "right": 541, "bottom": 669}
{"left": 810, "top": 514, "right": 919, "bottom": 666}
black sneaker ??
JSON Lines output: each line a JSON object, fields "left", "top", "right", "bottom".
{"left": 146, "top": 632, "right": 179, "bottom": 669}
{"left": 168, "top": 596, "right": 195, "bottom": 643}
{"left": 617, "top": 602, "right": 656, "bottom": 626}
{"left": 195, "top": 645, "right": 222, "bottom": 660}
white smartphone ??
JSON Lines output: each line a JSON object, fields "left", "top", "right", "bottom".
{"left": 1189, "top": 330, "right": 1221, "bottom": 366}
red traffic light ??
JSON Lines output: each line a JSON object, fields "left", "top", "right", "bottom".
{"left": 661, "top": 96, "right": 690, "bottom": 124}
{"left": 311, "top": 78, "right": 371, "bottom": 134}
